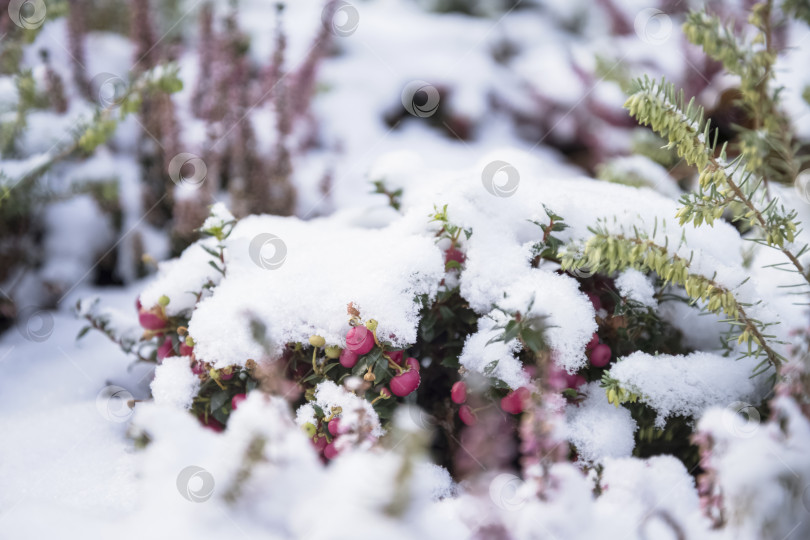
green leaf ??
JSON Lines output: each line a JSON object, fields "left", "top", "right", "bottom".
{"left": 76, "top": 326, "right": 92, "bottom": 340}
{"left": 209, "top": 390, "right": 230, "bottom": 413}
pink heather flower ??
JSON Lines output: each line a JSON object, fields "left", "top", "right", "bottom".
{"left": 345, "top": 326, "right": 375, "bottom": 355}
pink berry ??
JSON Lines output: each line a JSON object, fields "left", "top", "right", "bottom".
{"left": 567, "top": 374, "right": 587, "bottom": 389}
{"left": 501, "top": 387, "right": 530, "bottom": 414}
{"left": 387, "top": 350, "right": 404, "bottom": 364}
{"left": 139, "top": 310, "right": 167, "bottom": 330}
{"left": 445, "top": 247, "right": 466, "bottom": 265}
{"left": 345, "top": 326, "right": 375, "bottom": 355}
{"left": 451, "top": 381, "right": 467, "bottom": 404}
{"left": 586, "top": 332, "right": 599, "bottom": 350}
{"left": 179, "top": 342, "right": 194, "bottom": 356}
{"left": 458, "top": 405, "right": 477, "bottom": 426}
{"left": 191, "top": 361, "right": 205, "bottom": 375}
{"left": 339, "top": 348, "right": 359, "bottom": 368}
{"left": 312, "top": 436, "right": 327, "bottom": 452}
{"left": 390, "top": 369, "right": 420, "bottom": 397}
{"left": 135, "top": 297, "right": 142, "bottom": 311}
{"left": 405, "top": 357, "right": 420, "bottom": 372}
{"left": 200, "top": 415, "right": 224, "bottom": 433}
{"left": 380, "top": 388, "right": 391, "bottom": 398}
{"left": 231, "top": 393, "right": 247, "bottom": 410}
{"left": 324, "top": 442, "right": 339, "bottom": 460}
{"left": 587, "top": 292, "right": 602, "bottom": 312}
{"left": 328, "top": 418, "right": 341, "bottom": 436}
{"left": 220, "top": 368, "right": 234, "bottom": 381}
{"left": 589, "top": 344, "right": 611, "bottom": 367}
{"left": 157, "top": 337, "right": 174, "bottom": 361}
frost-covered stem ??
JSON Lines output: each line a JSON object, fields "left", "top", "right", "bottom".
{"left": 222, "top": 435, "right": 266, "bottom": 504}
{"left": 191, "top": 3, "right": 214, "bottom": 119}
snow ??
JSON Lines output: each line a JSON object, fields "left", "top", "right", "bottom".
{"left": 607, "top": 351, "right": 770, "bottom": 428}
{"left": 615, "top": 268, "right": 657, "bottom": 307}
{"left": 566, "top": 382, "right": 638, "bottom": 463}
{"left": 150, "top": 356, "right": 199, "bottom": 409}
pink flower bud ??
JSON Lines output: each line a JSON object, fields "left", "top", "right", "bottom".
{"left": 345, "top": 326, "right": 375, "bottom": 355}
{"left": 387, "top": 350, "right": 404, "bottom": 364}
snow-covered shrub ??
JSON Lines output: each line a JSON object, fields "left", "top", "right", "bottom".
{"left": 61, "top": 1, "right": 810, "bottom": 538}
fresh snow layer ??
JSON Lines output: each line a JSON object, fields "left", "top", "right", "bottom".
{"left": 150, "top": 356, "right": 200, "bottom": 409}
{"left": 566, "top": 382, "right": 638, "bottom": 463}
{"left": 608, "top": 351, "right": 770, "bottom": 428}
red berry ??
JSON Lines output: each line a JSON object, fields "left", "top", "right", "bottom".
{"left": 451, "top": 381, "right": 467, "bottom": 404}
{"left": 345, "top": 326, "right": 375, "bottom": 355}
{"left": 445, "top": 247, "right": 466, "bottom": 265}
{"left": 587, "top": 292, "right": 602, "bottom": 312}
{"left": 586, "top": 332, "right": 599, "bottom": 350}
{"left": 323, "top": 442, "right": 339, "bottom": 460}
{"left": 405, "top": 357, "right": 420, "bottom": 372}
{"left": 231, "top": 393, "right": 247, "bottom": 410}
{"left": 390, "top": 369, "right": 420, "bottom": 397}
{"left": 387, "top": 350, "right": 404, "bottom": 364}
{"left": 589, "top": 344, "right": 611, "bottom": 367}
{"left": 458, "top": 405, "right": 477, "bottom": 426}
{"left": 328, "top": 418, "right": 341, "bottom": 436}
{"left": 501, "top": 387, "right": 530, "bottom": 414}
{"left": 339, "top": 348, "right": 359, "bottom": 368}
{"left": 139, "top": 310, "right": 167, "bottom": 330}
{"left": 157, "top": 337, "right": 174, "bottom": 361}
